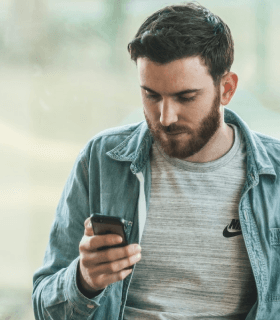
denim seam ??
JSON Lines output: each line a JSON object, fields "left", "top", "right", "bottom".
{"left": 80, "top": 154, "right": 89, "bottom": 186}
{"left": 265, "top": 295, "right": 280, "bottom": 302}
{"left": 131, "top": 135, "right": 152, "bottom": 173}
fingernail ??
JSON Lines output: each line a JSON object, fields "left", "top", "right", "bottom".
{"left": 88, "top": 221, "right": 92, "bottom": 228}
{"left": 117, "top": 236, "right": 123, "bottom": 243}
{"left": 137, "top": 245, "right": 141, "bottom": 250}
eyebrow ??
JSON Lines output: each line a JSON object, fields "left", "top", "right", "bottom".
{"left": 140, "top": 85, "right": 203, "bottom": 96}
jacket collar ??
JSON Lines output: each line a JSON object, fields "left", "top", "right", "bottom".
{"left": 107, "top": 108, "right": 276, "bottom": 180}
{"left": 106, "top": 121, "right": 154, "bottom": 174}
{"left": 224, "top": 108, "right": 276, "bottom": 184}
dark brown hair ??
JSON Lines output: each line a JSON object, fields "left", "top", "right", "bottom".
{"left": 127, "top": 2, "right": 234, "bottom": 86}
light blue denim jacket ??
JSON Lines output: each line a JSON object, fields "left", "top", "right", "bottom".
{"left": 33, "top": 108, "right": 280, "bottom": 320}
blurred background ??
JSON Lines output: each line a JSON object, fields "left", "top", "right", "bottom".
{"left": 1, "top": 0, "right": 280, "bottom": 318}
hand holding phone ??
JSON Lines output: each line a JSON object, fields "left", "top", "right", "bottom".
{"left": 77, "top": 215, "right": 142, "bottom": 298}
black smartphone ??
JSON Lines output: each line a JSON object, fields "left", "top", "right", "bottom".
{"left": 90, "top": 214, "right": 128, "bottom": 250}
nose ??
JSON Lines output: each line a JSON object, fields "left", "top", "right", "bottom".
{"left": 159, "top": 99, "right": 179, "bottom": 127}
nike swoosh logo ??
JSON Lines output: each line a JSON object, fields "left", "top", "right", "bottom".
{"left": 223, "top": 225, "right": 242, "bottom": 238}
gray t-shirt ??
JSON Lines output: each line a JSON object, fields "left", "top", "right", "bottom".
{"left": 124, "top": 124, "right": 257, "bottom": 320}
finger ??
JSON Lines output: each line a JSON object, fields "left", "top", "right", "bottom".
{"left": 81, "top": 243, "right": 141, "bottom": 266}
{"left": 90, "top": 233, "right": 124, "bottom": 250}
{"left": 90, "top": 243, "right": 141, "bottom": 265}
{"left": 80, "top": 233, "right": 123, "bottom": 253}
{"left": 102, "top": 268, "right": 133, "bottom": 287}
{"left": 92, "top": 252, "right": 142, "bottom": 275}
{"left": 84, "top": 217, "right": 94, "bottom": 236}
{"left": 89, "top": 268, "right": 133, "bottom": 291}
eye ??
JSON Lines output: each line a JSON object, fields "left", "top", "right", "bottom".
{"left": 178, "top": 96, "right": 195, "bottom": 103}
{"left": 144, "top": 91, "right": 196, "bottom": 103}
{"left": 145, "top": 92, "right": 160, "bottom": 100}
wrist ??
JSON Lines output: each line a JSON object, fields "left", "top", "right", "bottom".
{"left": 76, "top": 262, "right": 103, "bottom": 299}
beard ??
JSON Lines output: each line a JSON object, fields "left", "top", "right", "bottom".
{"left": 144, "top": 86, "right": 221, "bottom": 160}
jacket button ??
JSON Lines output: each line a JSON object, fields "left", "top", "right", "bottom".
{"left": 87, "top": 304, "right": 95, "bottom": 309}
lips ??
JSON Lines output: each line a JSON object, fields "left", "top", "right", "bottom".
{"left": 165, "top": 131, "right": 186, "bottom": 135}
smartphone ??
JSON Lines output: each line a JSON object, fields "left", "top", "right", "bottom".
{"left": 90, "top": 214, "right": 128, "bottom": 250}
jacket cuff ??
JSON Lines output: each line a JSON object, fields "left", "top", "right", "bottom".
{"left": 65, "top": 257, "right": 106, "bottom": 315}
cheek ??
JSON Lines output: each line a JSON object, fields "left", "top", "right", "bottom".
{"left": 142, "top": 98, "right": 159, "bottom": 117}
{"left": 141, "top": 94, "right": 151, "bottom": 109}
{"left": 144, "top": 106, "right": 159, "bottom": 122}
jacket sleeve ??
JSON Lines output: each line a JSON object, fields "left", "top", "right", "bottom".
{"left": 32, "top": 149, "right": 105, "bottom": 319}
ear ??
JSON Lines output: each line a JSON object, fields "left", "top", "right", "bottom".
{"left": 220, "top": 72, "right": 238, "bottom": 106}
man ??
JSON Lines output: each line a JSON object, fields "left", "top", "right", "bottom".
{"left": 32, "top": 2, "right": 280, "bottom": 320}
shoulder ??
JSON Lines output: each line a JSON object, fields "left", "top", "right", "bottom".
{"left": 95, "top": 122, "right": 144, "bottom": 138}
{"left": 252, "top": 131, "right": 280, "bottom": 155}
{"left": 79, "top": 121, "right": 146, "bottom": 159}
{"left": 251, "top": 130, "right": 280, "bottom": 167}
{"left": 252, "top": 130, "right": 280, "bottom": 146}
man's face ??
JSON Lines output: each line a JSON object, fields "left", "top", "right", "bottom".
{"left": 137, "top": 56, "right": 222, "bottom": 160}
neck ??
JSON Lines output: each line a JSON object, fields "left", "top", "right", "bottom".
{"left": 184, "top": 111, "right": 234, "bottom": 163}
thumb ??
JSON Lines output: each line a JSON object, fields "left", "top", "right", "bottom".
{"left": 84, "top": 217, "right": 94, "bottom": 236}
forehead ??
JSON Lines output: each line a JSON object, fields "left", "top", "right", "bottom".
{"left": 137, "top": 56, "right": 214, "bottom": 94}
